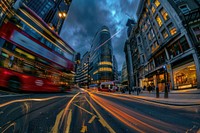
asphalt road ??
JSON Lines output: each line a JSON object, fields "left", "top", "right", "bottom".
{"left": 0, "top": 88, "right": 200, "bottom": 133}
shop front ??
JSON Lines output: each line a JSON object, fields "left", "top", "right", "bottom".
{"left": 173, "top": 62, "right": 197, "bottom": 89}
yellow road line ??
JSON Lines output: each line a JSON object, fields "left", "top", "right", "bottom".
{"left": 80, "top": 126, "right": 87, "bottom": 133}
{"left": 73, "top": 103, "right": 96, "bottom": 116}
{"left": 85, "top": 96, "right": 116, "bottom": 133}
{"left": 65, "top": 109, "right": 72, "bottom": 133}
{"left": 52, "top": 92, "right": 80, "bottom": 133}
{"left": 88, "top": 115, "right": 96, "bottom": 124}
{"left": 51, "top": 109, "right": 64, "bottom": 133}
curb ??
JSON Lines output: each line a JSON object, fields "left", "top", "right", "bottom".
{"left": 115, "top": 92, "right": 200, "bottom": 106}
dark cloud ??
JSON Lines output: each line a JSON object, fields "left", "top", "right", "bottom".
{"left": 60, "top": 0, "right": 139, "bottom": 71}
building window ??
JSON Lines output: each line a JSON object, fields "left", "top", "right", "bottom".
{"left": 192, "top": 25, "right": 200, "bottom": 42}
{"left": 99, "top": 67, "right": 112, "bottom": 72}
{"left": 168, "top": 23, "right": 177, "bottom": 35}
{"left": 155, "top": 51, "right": 166, "bottom": 67}
{"left": 160, "top": 8, "right": 169, "bottom": 21}
{"left": 148, "top": 32, "right": 152, "bottom": 42}
{"left": 99, "top": 61, "right": 112, "bottom": 66}
{"left": 144, "top": 23, "right": 148, "bottom": 31}
{"left": 155, "top": 15, "right": 163, "bottom": 27}
{"left": 151, "top": 6, "right": 156, "bottom": 14}
{"left": 180, "top": 36, "right": 190, "bottom": 51}
{"left": 148, "top": 60, "right": 154, "bottom": 71}
{"left": 167, "top": 37, "right": 190, "bottom": 59}
{"left": 174, "top": 63, "right": 197, "bottom": 89}
{"left": 151, "top": 41, "right": 159, "bottom": 53}
{"left": 162, "top": 29, "right": 168, "bottom": 39}
{"left": 150, "top": 29, "right": 155, "bottom": 38}
{"left": 179, "top": 4, "right": 190, "bottom": 14}
{"left": 154, "top": 0, "right": 161, "bottom": 7}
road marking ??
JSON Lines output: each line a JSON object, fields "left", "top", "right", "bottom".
{"left": 51, "top": 109, "right": 64, "bottom": 133}
{"left": 88, "top": 115, "right": 96, "bottom": 124}
{"left": 65, "top": 109, "right": 72, "bottom": 133}
{"left": 73, "top": 103, "right": 96, "bottom": 116}
{"left": 0, "top": 95, "right": 74, "bottom": 108}
{"left": 80, "top": 121, "right": 87, "bottom": 133}
{"left": 85, "top": 96, "right": 116, "bottom": 133}
{"left": 59, "top": 92, "right": 80, "bottom": 133}
{"left": 80, "top": 126, "right": 87, "bottom": 133}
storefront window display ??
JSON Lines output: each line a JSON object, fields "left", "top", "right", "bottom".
{"left": 173, "top": 63, "right": 197, "bottom": 89}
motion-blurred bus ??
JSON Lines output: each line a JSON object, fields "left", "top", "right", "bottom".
{"left": 99, "top": 81, "right": 116, "bottom": 92}
{"left": 0, "top": 5, "right": 75, "bottom": 92}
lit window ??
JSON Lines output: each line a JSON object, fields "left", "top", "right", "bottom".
{"left": 179, "top": 4, "right": 190, "bottom": 14}
{"left": 143, "top": 13, "right": 147, "bottom": 18}
{"left": 160, "top": 8, "right": 169, "bottom": 21}
{"left": 170, "top": 28, "right": 177, "bottom": 35}
{"left": 144, "top": 23, "right": 148, "bottom": 31}
{"left": 151, "top": 41, "right": 159, "bottom": 53}
{"left": 151, "top": 29, "right": 155, "bottom": 38}
{"left": 154, "top": 0, "right": 160, "bottom": 7}
{"left": 99, "top": 61, "right": 112, "bottom": 66}
{"left": 99, "top": 67, "right": 112, "bottom": 72}
{"left": 168, "top": 23, "right": 177, "bottom": 35}
{"left": 148, "top": 32, "right": 152, "bottom": 41}
{"left": 155, "top": 15, "right": 163, "bottom": 27}
{"left": 151, "top": 6, "right": 155, "bottom": 14}
{"left": 162, "top": 29, "right": 169, "bottom": 39}
{"left": 93, "top": 70, "right": 98, "bottom": 75}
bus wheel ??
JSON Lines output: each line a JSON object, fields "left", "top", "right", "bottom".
{"left": 8, "top": 77, "right": 21, "bottom": 92}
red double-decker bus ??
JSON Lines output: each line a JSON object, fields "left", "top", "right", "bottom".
{"left": 0, "top": 5, "right": 75, "bottom": 92}
{"left": 99, "top": 81, "right": 117, "bottom": 92}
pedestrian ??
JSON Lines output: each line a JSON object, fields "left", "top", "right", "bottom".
{"left": 143, "top": 85, "right": 146, "bottom": 91}
{"left": 147, "top": 85, "right": 150, "bottom": 93}
{"left": 136, "top": 86, "right": 140, "bottom": 95}
{"left": 167, "top": 82, "right": 170, "bottom": 92}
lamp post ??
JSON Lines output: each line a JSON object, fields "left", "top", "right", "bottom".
{"left": 156, "top": 70, "right": 160, "bottom": 98}
{"left": 163, "top": 65, "right": 168, "bottom": 98}
{"left": 57, "top": 12, "right": 67, "bottom": 34}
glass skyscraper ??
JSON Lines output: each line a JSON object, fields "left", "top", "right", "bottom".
{"left": 89, "top": 26, "right": 114, "bottom": 84}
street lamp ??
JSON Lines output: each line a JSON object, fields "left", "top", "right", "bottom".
{"left": 57, "top": 12, "right": 67, "bottom": 34}
{"left": 59, "top": 12, "right": 66, "bottom": 18}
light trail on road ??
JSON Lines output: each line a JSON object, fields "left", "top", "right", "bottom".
{"left": 89, "top": 92, "right": 186, "bottom": 132}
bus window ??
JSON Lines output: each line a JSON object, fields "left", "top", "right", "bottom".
{"left": 22, "top": 63, "right": 35, "bottom": 75}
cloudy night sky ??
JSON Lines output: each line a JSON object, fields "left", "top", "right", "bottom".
{"left": 60, "top": 0, "right": 140, "bottom": 71}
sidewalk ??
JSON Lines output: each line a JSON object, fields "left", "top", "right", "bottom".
{"left": 116, "top": 88, "right": 200, "bottom": 106}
